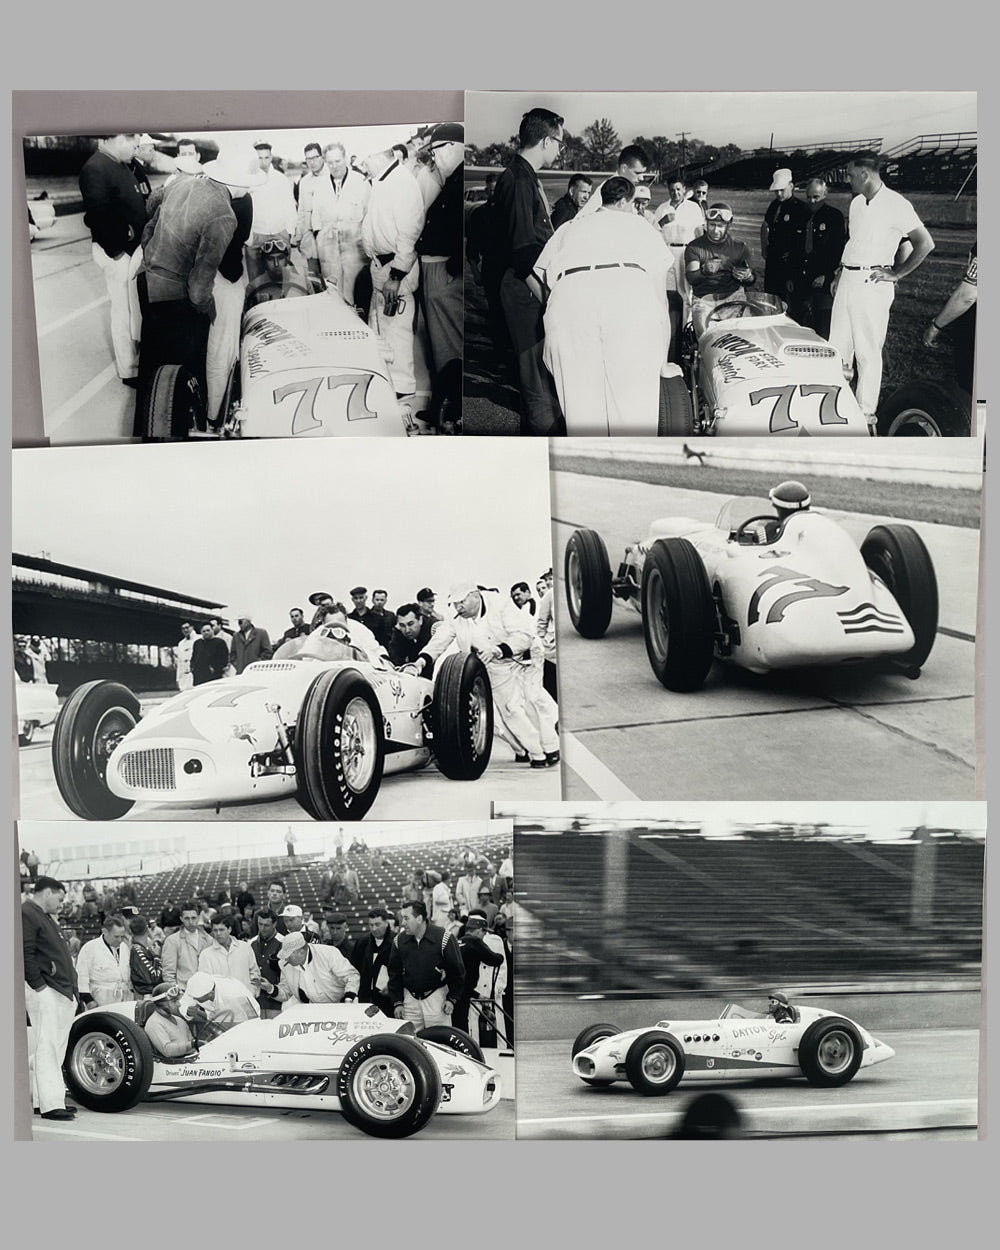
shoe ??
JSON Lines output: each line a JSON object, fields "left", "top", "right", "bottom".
{"left": 529, "top": 758, "right": 549, "bottom": 769}
{"left": 513, "top": 753, "right": 530, "bottom": 764}
{"left": 38, "top": 1108, "right": 76, "bottom": 1120}
{"left": 545, "top": 751, "right": 561, "bottom": 766}
{"left": 121, "top": 376, "right": 139, "bottom": 389}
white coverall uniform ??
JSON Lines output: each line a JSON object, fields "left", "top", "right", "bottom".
{"left": 76, "top": 936, "right": 132, "bottom": 1005}
{"left": 275, "top": 945, "right": 360, "bottom": 1006}
{"left": 312, "top": 169, "right": 371, "bottom": 301}
{"left": 518, "top": 601, "right": 559, "bottom": 753}
{"left": 176, "top": 634, "right": 195, "bottom": 690}
{"left": 533, "top": 210, "right": 673, "bottom": 435}
{"left": 179, "top": 973, "right": 261, "bottom": 1027}
{"left": 294, "top": 169, "right": 326, "bottom": 276}
{"left": 829, "top": 185, "right": 924, "bottom": 418}
{"left": 420, "top": 589, "right": 545, "bottom": 761}
{"left": 361, "top": 161, "right": 426, "bottom": 398}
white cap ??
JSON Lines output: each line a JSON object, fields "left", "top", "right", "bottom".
{"left": 769, "top": 168, "right": 794, "bottom": 191}
{"left": 633, "top": 185, "right": 651, "bottom": 200}
{"left": 448, "top": 581, "right": 479, "bottom": 604}
{"left": 203, "top": 148, "right": 269, "bottom": 191}
{"left": 137, "top": 133, "right": 155, "bottom": 147}
{"left": 278, "top": 931, "right": 307, "bottom": 961}
{"left": 280, "top": 904, "right": 303, "bottom": 918}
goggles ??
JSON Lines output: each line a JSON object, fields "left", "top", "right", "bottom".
{"left": 261, "top": 238, "right": 290, "bottom": 256}
{"left": 705, "top": 207, "right": 734, "bottom": 223}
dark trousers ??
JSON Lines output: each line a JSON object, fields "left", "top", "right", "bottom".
{"left": 790, "top": 277, "right": 834, "bottom": 339}
{"left": 135, "top": 272, "right": 210, "bottom": 434}
{"left": 543, "top": 659, "right": 558, "bottom": 702}
{"left": 499, "top": 270, "right": 562, "bottom": 436}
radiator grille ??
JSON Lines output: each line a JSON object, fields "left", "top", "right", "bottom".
{"left": 784, "top": 344, "right": 837, "bottom": 358}
{"left": 118, "top": 749, "right": 176, "bottom": 790}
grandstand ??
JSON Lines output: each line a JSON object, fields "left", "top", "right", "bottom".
{"left": 516, "top": 827, "right": 983, "bottom": 997}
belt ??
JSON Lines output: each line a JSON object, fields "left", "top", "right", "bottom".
{"left": 406, "top": 986, "right": 444, "bottom": 1001}
{"left": 557, "top": 261, "right": 645, "bottom": 282}
{"left": 841, "top": 264, "right": 883, "bottom": 270}
{"left": 668, "top": 242, "right": 686, "bottom": 247}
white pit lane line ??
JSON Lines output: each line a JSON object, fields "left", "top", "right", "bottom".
{"left": 47, "top": 362, "right": 119, "bottom": 434}
{"left": 32, "top": 1125, "right": 146, "bottom": 1141}
{"left": 37, "top": 294, "right": 109, "bottom": 338}
{"left": 562, "top": 732, "right": 640, "bottom": 801}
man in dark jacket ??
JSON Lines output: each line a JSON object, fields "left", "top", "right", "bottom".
{"left": 191, "top": 623, "right": 229, "bottom": 685}
{"left": 350, "top": 908, "right": 396, "bottom": 1018}
{"left": 789, "top": 178, "right": 845, "bottom": 336}
{"left": 387, "top": 901, "right": 465, "bottom": 1027}
{"left": 22, "top": 877, "right": 79, "bottom": 1119}
{"left": 250, "top": 909, "right": 284, "bottom": 1017}
{"left": 386, "top": 603, "right": 437, "bottom": 673}
{"left": 453, "top": 911, "right": 506, "bottom": 1038}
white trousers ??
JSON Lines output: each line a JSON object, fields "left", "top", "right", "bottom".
{"left": 488, "top": 659, "right": 544, "bottom": 760}
{"left": 828, "top": 269, "right": 895, "bottom": 417}
{"left": 368, "top": 257, "right": 419, "bottom": 397}
{"left": 92, "top": 244, "right": 138, "bottom": 378}
{"left": 402, "top": 986, "right": 450, "bottom": 1028}
{"left": 25, "top": 984, "right": 77, "bottom": 1113}
{"left": 205, "top": 272, "right": 247, "bottom": 424}
{"left": 317, "top": 226, "right": 367, "bottom": 303}
{"left": 523, "top": 656, "right": 559, "bottom": 753}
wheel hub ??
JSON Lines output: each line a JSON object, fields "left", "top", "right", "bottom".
{"left": 642, "top": 1045, "right": 675, "bottom": 1082}
{"left": 354, "top": 1056, "right": 416, "bottom": 1118}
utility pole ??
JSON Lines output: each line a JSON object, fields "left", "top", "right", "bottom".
{"left": 676, "top": 130, "right": 689, "bottom": 177}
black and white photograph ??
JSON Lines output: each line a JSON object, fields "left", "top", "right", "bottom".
{"left": 463, "top": 90, "right": 977, "bottom": 437}
{"left": 504, "top": 801, "right": 983, "bottom": 1140}
{"left": 12, "top": 436, "right": 561, "bottom": 821}
{"left": 25, "top": 115, "right": 465, "bottom": 444}
{"left": 17, "top": 818, "right": 515, "bottom": 1139}
{"left": 550, "top": 437, "right": 981, "bottom": 800}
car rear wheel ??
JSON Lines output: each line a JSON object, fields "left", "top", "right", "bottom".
{"left": 565, "top": 529, "right": 613, "bottom": 639}
{"left": 52, "top": 680, "right": 139, "bottom": 820}
{"left": 641, "top": 538, "right": 715, "bottom": 691}
{"left": 417, "top": 1025, "right": 486, "bottom": 1064}
{"left": 141, "top": 364, "right": 205, "bottom": 440}
{"left": 797, "top": 1017, "right": 864, "bottom": 1087}
{"left": 431, "top": 653, "right": 493, "bottom": 780}
{"left": 63, "top": 1014, "right": 154, "bottom": 1112}
{"left": 625, "top": 1030, "right": 686, "bottom": 1095}
{"left": 658, "top": 374, "right": 695, "bottom": 436}
{"left": 337, "top": 1034, "right": 442, "bottom": 1138}
{"left": 296, "top": 669, "right": 385, "bottom": 820}
{"left": 572, "top": 1023, "right": 621, "bottom": 1087}
{"left": 861, "top": 524, "right": 939, "bottom": 672}
{"left": 877, "top": 381, "right": 972, "bottom": 437}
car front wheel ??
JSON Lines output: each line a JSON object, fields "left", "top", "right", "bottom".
{"left": 797, "top": 1017, "right": 864, "bottom": 1087}
{"left": 52, "top": 680, "right": 139, "bottom": 820}
{"left": 296, "top": 669, "right": 385, "bottom": 820}
{"left": 63, "top": 1013, "right": 155, "bottom": 1112}
{"left": 877, "top": 381, "right": 972, "bottom": 437}
{"left": 431, "top": 653, "right": 493, "bottom": 780}
{"left": 624, "top": 1030, "right": 686, "bottom": 1095}
{"left": 861, "top": 524, "right": 939, "bottom": 672}
{"left": 337, "top": 1034, "right": 443, "bottom": 1138}
{"left": 565, "top": 529, "right": 613, "bottom": 639}
{"left": 641, "top": 538, "right": 715, "bottom": 691}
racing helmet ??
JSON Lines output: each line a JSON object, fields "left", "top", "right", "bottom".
{"left": 769, "top": 481, "right": 811, "bottom": 515}
{"left": 768, "top": 990, "right": 790, "bottom": 1007}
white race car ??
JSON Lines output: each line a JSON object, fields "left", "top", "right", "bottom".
{"left": 15, "top": 680, "right": 60, "bottom": 746}
{"left": 62, "top": 1001, "right": 501, "bottom": 1138}
{"left": 572, "top": 1002, "right": 895, "bottom": 1094}
{"left": 51, "top": 633, "right": 493, "bottom": 821}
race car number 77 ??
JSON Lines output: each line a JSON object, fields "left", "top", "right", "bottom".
{"left": 748, "top": 567, "right": 848, "bottom": 625}
{"left": 749, "top": 383, "right": 848, "bottom": 432}
{"left": 274, "top": 374, "right": 379, "bottom": 434}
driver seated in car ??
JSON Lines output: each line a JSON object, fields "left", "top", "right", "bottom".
{"left": 244, "top": 236, "right": 317, "bottom": 309}
{"left": 275, "top": 604, "right": 386, "bottom": 666}
{"left": 144, "top": 982, "right": 198, "bottom": 1060}
{"left": 766, "top": 991, "right": 797, "bottom": 1024}
{"left": 741, "top": 480, "right": 812, "bottom": 545}
{"left": 684, "top": 203, "right": 756, "bottom": 338}
{"left": 179, "top": 970, "right": 261, "bottom": 1040}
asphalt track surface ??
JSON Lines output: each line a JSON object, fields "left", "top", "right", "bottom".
{"left": 15, "top": 709, "right": 561, "bottom": 821}
{"left": 516, "top": 1028, "right": 979, "bottom": 1139}
{"left": 29, "top": 1097, "right": 514, "bottom": 1142}
{"left": 549, "top": 468, "right": 979, "bottom": 801}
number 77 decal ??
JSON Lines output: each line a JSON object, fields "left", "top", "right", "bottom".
{"left": 273, "top": 373, "right": 379, "bottom": 434}
{"left": 748, "top": 567, "right": 848, "bottom": 625}
{"left": 749, "top": 383, "right": 848, "bottom": 432}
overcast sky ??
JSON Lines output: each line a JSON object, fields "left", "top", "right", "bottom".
{"left": 12, "top": 439, "right": 553, "bottom": 636}
{"left": 466, "top": 91, "right": 977, "bottom": 156}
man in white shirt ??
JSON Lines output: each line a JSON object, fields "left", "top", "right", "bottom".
{"left": 272, "top": 932, "right": 359, "bottom": 1006}
{"left": 160, "top": 902, "right": 213, "bottom": 990}
{"left": 246, "top": 141, "right": 298, "bottom": 281}
{"left": 198, "top": 917, "right": 261, "bottom": 995}
{"left": 312, "top": 141, "right": 371, "bottom": 302}
{"left": 293, "top": 142, "right": 327, "bottom": 285}
{"left": 829, "top": 151, "right": 935, "bottom": 427}
{"left": 533, "top": 177, "right": 673, "bottom": 435}
{"left": 653, "top": 177, "right": 705, "bottom": 305}
{"left": 76, "top": 917, "right": 132, "bottom": 1006}
{"left": 431, "top": 872, "right": 454, "bottom": 925}
{"left": 360, "top": 147, "right": 427, "bottom": 406}
{"left": 575, "top": 144, "right": 650, "bottom": 218}
{"left": 175, "top": 621, "right": 196, "bottom": 691}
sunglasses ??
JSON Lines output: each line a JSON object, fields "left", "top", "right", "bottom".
{"left": 705, "top": 208, "right": 733, "bottom": 223}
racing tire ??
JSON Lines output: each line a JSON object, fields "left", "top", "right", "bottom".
{"left": 624, "top": 1030, "right": 686, "bottom": 1096}
{"left": 797, "top": 1016, "right": 864, "bottom": 1088}
{"left": 565, "top": 529, "right": 613, "bottom": 639}
{"left": 141, "top": 364, "right": 205, "bottom": 440}
{"left": 640, "top": 538, "right": 715, "bottom": 692}
{"left": 337, "top": 1033, "right": 443, "bottom": 1139}
{"left": 52, "top": 680, "right": 140, "bottom": 820}
{"left": 296, "top": 668, "right": 386, "bottom": 821}
{"left": 658, "top": 374, "right": 695, "bottom": 436}
{"left": 417, "top": 1025, "right": 486, "bottom": 1064}
{"left": 431, "top": 653, "right": 493, "bottom": 781}
{"left": 860, "top": 524, "right": 939, "bottom": 671}
{"left": 572, "top": 1023, "right": 622, "bottom": 1087}
{"left": 63, "top": 1013, "right": 155, "bottom": 1112}
{"left": 876, "top": 381, "right": 972, "bottom": 438}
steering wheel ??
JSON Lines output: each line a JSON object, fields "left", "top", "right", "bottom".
{"left": 705, "top": 300, "right": 752, "bottom": 327}
{"left": 732, "top": 515, "right": 778, "bottom": 545}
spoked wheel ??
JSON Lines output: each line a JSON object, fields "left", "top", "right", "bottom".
{"left": 52, "top": 680, "right": 140, "bottom": 819}
{"left": 295, "top": 669, "right": 385, "bottom": 820}
{"left": 336, "top": 1034, "right": 442, "bottom": 1138}
{"left": 431, "top": 653, "right": 494, "bottom": 780}
{"left": 798, "top": 1017, "right": 864, "bottom": 1087}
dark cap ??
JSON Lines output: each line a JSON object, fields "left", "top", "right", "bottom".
{"left": 308, "top": 591, "right": 334, "bottom": 606}
{"left": 416, "top": 587, "right": 435, "bottom": 601}
{"left": 431, "top": 122, "right": 464, "bottom": 144}
{"left": 349, "top": 586, "right": 367, "bottom": 597}
{"left": 465, "top": 910, "right": 489, "bottom": 927}
{"left": 328, "top": 914, "right": 348, "bottom": 925}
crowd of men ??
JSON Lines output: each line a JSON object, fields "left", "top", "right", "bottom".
{"left": 77, "top": 124, "right": 465, "bottom": 434}
{"left": 22, "top": 842, "right": 513, "bottom": 1119}
{"left": 469, "top": 108, "right": 973, "bottom": 435}
{"left": 173, "top": 572, "right": 559, "bottom": 767}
